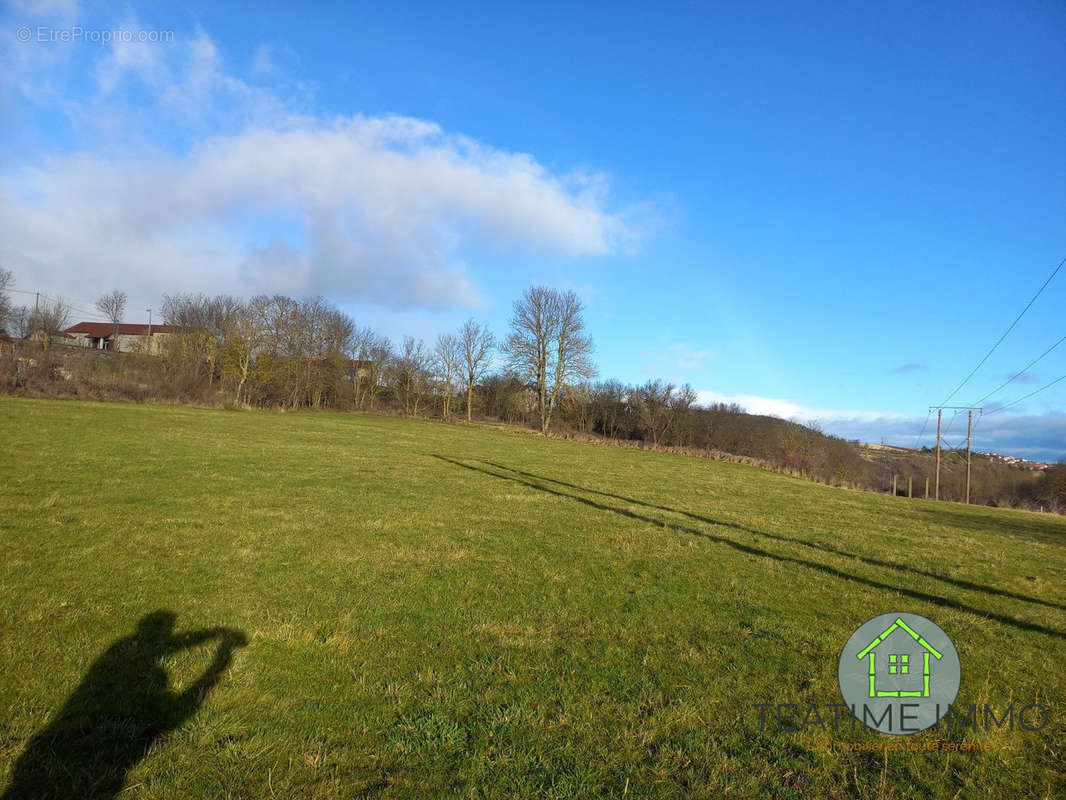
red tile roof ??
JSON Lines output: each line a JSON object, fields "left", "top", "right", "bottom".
{"left": 65, "top": 322, "right": 180, "bottom": 337}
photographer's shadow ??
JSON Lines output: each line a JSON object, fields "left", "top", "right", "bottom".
{"left": 2, "top": 610, "right": 246, "bottom": 800}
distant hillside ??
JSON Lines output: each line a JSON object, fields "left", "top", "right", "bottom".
{"left": 855, "top": 443, "right": 1051, "bottom": 505}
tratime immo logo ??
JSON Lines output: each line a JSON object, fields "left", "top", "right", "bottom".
{"left": 838, "top": 612, "right": 961, "bottom": 734}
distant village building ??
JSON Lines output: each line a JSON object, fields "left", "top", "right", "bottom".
{"left": 64, "top": 322, "right": 178, "bottom": 355}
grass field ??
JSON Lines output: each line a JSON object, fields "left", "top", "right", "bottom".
{"left": 1, "top": 397, "right": 1064, "bottom": 799}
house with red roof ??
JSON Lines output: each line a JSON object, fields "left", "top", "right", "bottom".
{"left": 65, "top": 322, "right": 179, "bottom": 355}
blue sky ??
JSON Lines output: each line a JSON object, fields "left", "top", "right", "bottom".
{"left": 2, "top": 0, "right": 1064, "bottom": 459}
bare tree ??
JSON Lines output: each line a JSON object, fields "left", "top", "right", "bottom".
{"left": 459, "top": 319, "right": 495, "bottom": 422}
{"left": 546, "top": 289, "right": 594, "bottom": 430}
{"left": 503, "top": 287, "right": 594, "bottom": 433}
{"left": 220, "top": 299, "right": 263, "bottom": 406}
{"left": 433, "top": 332, "right": 461, "bottom": 420}
{"left": 0, "top": 268, "right": 12, "bottom": 330}
{"left": 351, "top": 326, "right": 391, "bottom": 410}
{"left": 31, "top": 298, "right": 70, "bottom": 354}
{"left": 504, "top": 287, "right": 552, "bottom": 430}
{"left": 6, "top": 306, "right": 32, "bottom": 339}
{"left": 95, "top": 289, "right": 127, "bottom": 349}
{"left": 389, "top": 336, "right": 431, "bottom": 416}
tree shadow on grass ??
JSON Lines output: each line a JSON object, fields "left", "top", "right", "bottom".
{"left": 479, "top": 460, "right": 1066, "bottom": 614}
{"left": 2, "top": 611, "right": 246, "bottom": 800}
{"left": 432, "top": 455, "right": 1066, "bottom": 641}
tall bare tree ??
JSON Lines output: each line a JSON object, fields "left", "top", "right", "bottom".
{"left": 547, "top": 289, "right": 595, "bottom": 430}
{"left": 95, "top": 289, "right": 127, "bottom": 349}
{"left": 503, "top": 287, "right": 594, "bottom": 433}
{"left": 459, "top": 319, "right": 495, "bottom": 422}
{"left": 433, "top": 332, "right": 461, "bottom": 420}
{"left": 31, "top": 298, "right": 70, "bottom": 354}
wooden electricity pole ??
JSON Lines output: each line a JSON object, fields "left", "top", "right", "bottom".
{"left": 929, "top": 405, "right": 981, "bottom": 503}
{"left": 934, "top": 408, "right": 942, "bottom": 500}
{"left": 965, "top": 410, "right": 973, "bottom": 504}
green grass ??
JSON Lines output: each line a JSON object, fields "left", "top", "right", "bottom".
{"left": 1, "top": 397, "right": 1064, "bottom": 799}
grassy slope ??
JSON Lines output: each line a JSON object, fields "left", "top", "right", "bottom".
{"left": 0, "top": 397, "right": 1064, "bottom": 799}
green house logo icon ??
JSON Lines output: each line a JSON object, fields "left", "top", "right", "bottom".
{"left": 838, "top": 612, "right": 961, "bottom": 734}
{"left": 856, "top": 617, "right": 942, "bottom": 699}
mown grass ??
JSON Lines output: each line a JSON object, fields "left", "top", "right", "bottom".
{"left": 1, "top": 397, "right": 1064, "bottom": 799}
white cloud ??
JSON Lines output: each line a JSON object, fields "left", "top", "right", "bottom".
{"left": 696, "top": 390, "right": 907, "bottom": 424}
{"left": 1, "top": 24, "right": 644, "bottom": 312}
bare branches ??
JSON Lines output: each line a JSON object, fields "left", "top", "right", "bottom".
{"left": 30, "top": 298, "right": 70, "bottom": 353}
{"left": 351, "top": 326, "right": 391, "bottom": 411}
{"left": 460, "top": 319, "right": 495, "bottom": 421}
{"left": 434, "top": 332, "right": 461, "bottom": 419}
{"left": 95, "top": 290, "right": 127, "bottom": 346}
{"left": 503, "top": 286, "right": 594, "bottom": 433}
{"left": 389, "top": 336, "right": 431, "bottom": 416}
{"left": 628, "top": 380, "right": 697, "bottom": 445}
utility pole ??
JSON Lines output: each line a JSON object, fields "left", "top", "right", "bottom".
{"left": 934, "top": 408, "right": 942, "bottom": 500}
{"left": 965, "top": 410, "right": 973, "bottom": 504}
{"left": 147, "top": 308, "right": 152, "bottom": 336}
{"left": 929, "top": 405, "right": 982, "bottom": 503}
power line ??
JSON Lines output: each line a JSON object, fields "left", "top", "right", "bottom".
{"left": 914, "top": 409, "right": 932, "bottom": 448}
{"left": 39, "top": 292, "right": 109, "bottom": 320}
{"left": 7, "top": 288, "right": 112, "bottom": 321}
{"left": 983, "top": 373, "right": 1066, "bottom": 416}
{"left": 941, "top": 409, "right": 962, "bottom": 439}
{"left": 969, "top": 333, "right": 1066, "bottom": 408}
{"left": 939, "top": 254, "right": 1066, "bottom": 405}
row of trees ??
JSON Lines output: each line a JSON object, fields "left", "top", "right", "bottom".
{"left": 145, "top": 286, "right": 598, "bottom": 424}
{"left": 153, "top": 292, "right": 504, "bottom": 416}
